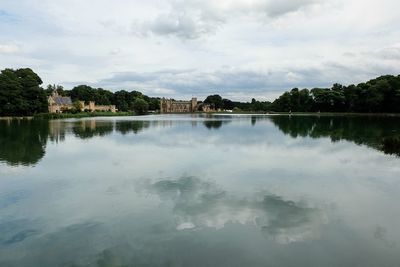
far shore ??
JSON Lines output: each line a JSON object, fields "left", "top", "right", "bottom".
{"left": 2, "top": 111, "right": 400, "bottom": 120}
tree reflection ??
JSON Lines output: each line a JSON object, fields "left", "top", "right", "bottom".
{"left": 72, "top": 120, "right": 114, "bottom": 139}
{"left": 115, "top": 121, "right": 150, "bottom": 135}
{"left": 203, "top": 120, "right": 224, "bottom": 129}
{"left": 0, "top": 119, "right": 49, "bottom": 166}
{"left": 270, "top": 115, "right": 400, "bottom": 156}
{"left": 0, "top": 119, "right": 153, "bottom": 166}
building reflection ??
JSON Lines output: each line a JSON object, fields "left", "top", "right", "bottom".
{"left": 1, "top": 115, "right": 399, "bottom": 167}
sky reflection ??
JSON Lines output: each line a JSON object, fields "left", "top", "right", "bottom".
{"left": 0, "top": 115, "right": 400, "bottom": 266}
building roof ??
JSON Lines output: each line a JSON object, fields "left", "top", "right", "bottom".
{"left": 53, "top": 96, "right": 72, "bottom": 105}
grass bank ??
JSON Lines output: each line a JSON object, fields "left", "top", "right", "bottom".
{"left": 33, "top": 111, "right": 135, "bottom": 119}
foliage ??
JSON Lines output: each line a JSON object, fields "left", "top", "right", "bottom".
{"left": 203, "top": 94, "right": 271, "bottom": 112}
{"left": 45, "top": 84, "right": 66, "bottom": 96}
{"left": 204, "top": 94, "right": 224, "bottom": 110}
{"left": 132, "top": 98, "right": 149, "bottom": 115}
{"left": 2, "top": 67, "right": 400, "bottom": 116}
{"left": 0, "top": 68, "right": 48, "bottom": 116}
{"left": 72, "top": 100, "right": 83, "bottom": 113}
{"left": 270, "top": 75, "right": 400, "bottom": 113}
{"left": 232, "top": 107, "right": 242, "bottom": 112}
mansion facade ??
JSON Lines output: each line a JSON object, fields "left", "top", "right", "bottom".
{"left": 160, "top": 97, "right": 198, "bottom": 113}
{"left": 160, "top": 97, "right": 216, "bottom": 113}
{"left": 48, "top": 91, "right": 116, "bottom": 113}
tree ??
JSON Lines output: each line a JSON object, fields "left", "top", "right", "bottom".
{"left": 72, "top": 100, "right": 83, "bottom": 113}
{"left": 204, "top": 94, "right": 223, "bottom": 110}
{"left": 0, "top": 68, "right": 47, "bottom": 116}
{"left": 45, "top": 84, "right": 65, "bottom": 96}
{"left": 132, "top": 98, "right": 149, "bottom": 115}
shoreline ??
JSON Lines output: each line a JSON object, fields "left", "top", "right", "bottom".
{"left": 1, "top": 111, "right": 400, "bottom": 120}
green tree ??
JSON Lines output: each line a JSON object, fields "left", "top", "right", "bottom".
{"left": 132, "top": 98, "right": 149, "bottom": 115}
{"left": 0, "top": 68, "right": 47, "bottom": 116}
{"left": 204, "top": 94, "right": 224, "bottom": 110}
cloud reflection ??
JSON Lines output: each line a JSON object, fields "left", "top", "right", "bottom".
{"left": 142, "top": 176, "right": 327, "bottom": 244}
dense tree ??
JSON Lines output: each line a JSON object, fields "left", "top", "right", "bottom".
{"left": 0, "top": 68, "right": 47, "bottom": 116}
{"left": 132, "top": 98, "right": 149, "bottom": 115}
{"left": 204, "top": 94, "right": 224, "bottom": 110}
{"left": 269, "top": 75, "right": 400, "bottom": 113}
{"left": 45, "top": 84, "right": 66, "bottom": 96}
{"left": 1, "top": 67, "right": 400, "bottom": 116}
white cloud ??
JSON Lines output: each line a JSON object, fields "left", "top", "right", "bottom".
{"left": 0, "top": 44, "right": 19, "bottom": 54}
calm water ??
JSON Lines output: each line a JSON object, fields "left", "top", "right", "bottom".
{"left": 1, "top": 114, "right": 400, "bottom": 267}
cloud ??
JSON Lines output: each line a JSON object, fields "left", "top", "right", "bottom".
{"left": 134, "top": 0, "right": 320, "bottom": 39}
{"left": 0, "top": 44, "right": 19, "bottom": 54}
{"left": 375, "top": 44, "right": 400, "bottom": 60}
{"left": 94, "top": 59, "right": 400, "bottom": 100}
{"left": 263, "top": 0, "right": 317, "bottom": 17}
{"left": 141, "top": 176, "right": 327, "bottom": 244}
{"left": 95, "top": 68, "right": 288, "bottom": 100}
{"left": 138, "top": 13, "right": 218, "bottom": 39}
{"left": 134, "top": 1, "right": 225, "bottom": 39}
{"left": 1, "top": 0, "right": 400, "bottom": 99}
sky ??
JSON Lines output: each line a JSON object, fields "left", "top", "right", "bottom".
{"left": 0, "top": 0, "right": 399, "bottom": 101}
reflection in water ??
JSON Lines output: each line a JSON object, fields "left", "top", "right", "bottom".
{"left": 0, "top": 119, "right": 49, "bottom": 166}
{"left": 1, "top": 115, "right": 400, "bottom": 167}
{"left": 203, "top": 120, "right": 224, "bottom": 129}
{"left": 0, "top": 119, "right": 151, "bottom": 166}
{"left": 72, "top": 120, "right": 114, "bottom": 139}
{"left": 0, "top": 176, "right": 327, "bottom": 266}
{"left": 269, "top": 115, "right": 400, "bottom": 156}
{"left": 374, "top": 226, "right": 397, "bottom": 248}
{"left": 1, "top": 115, "right": 400, "bottom": 266}
{"left": 116, "top": 121, "right": 150, "bottom": 135}
{"left": 142, "top": 176, "right": 326, "bottom": 244}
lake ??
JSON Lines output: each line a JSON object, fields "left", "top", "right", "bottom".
{"left": 1, "top": 114, "right": 400, "bottom": 267}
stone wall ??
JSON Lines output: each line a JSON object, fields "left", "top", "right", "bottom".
{"left": 160, "top": 98, "right": 197, "bottom": 113}
{"left": 79, "top": 101, "right": 117, "bottom": 113}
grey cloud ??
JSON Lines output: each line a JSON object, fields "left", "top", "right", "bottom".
{"left": 263, "top": 0, "right": 317, "bottom": 17}
{"left": 375, "top": 45, "right": 400, "bottom": 60}
{"left": 70, "top": 57, "right": 400, "bottom": 101}
{"left": 140, "top": 13, "right": 219, "bottom": 39}
{"left": 134, "top": 0, "right": 319, "bottom": 40}
{"left": 141, "top": 176, "right": 326, "bottom": 243}
{"left": 98, "top": 68, "right": 302, "bottom": 98}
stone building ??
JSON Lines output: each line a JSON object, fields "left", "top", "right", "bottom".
{"left": 160, "top": 97, "right": 198, "bottom": 113}
{"left": 78, "top": 101, "right": 117, "bottom": 113}
{"left": 48, "top": 91, "right": 117, "bottom": 113}
{"left": 47, "top": 91, "right": 73, "bottom": 113}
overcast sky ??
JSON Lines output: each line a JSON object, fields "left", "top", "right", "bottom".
{"left": 0, "top": 0, "right": 399, "bottom": 101}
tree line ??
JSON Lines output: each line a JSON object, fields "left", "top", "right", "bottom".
{"left": 203, "top": 94, "right": 272, "bottom": 112}
{"left": 203, "top": 75, "right": 400, "bottom": 113}
{"left": 1, "top": 67, "right": 400, "bottom": 116}
{"left": 270, "top": 75, "right": 400, "bottom": 113}
{"left": 0, "top": 68, "right": 160, "bottom": 116}
{"left": 45, "top": 84, "right": 160, "bottom": 115}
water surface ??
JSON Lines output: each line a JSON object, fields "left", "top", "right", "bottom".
{"left": 0, "top": 114, "right": 399, "bottom": 266}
